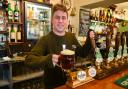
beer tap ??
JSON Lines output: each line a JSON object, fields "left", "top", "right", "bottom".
{"left": 89, "top": 30, "right": 103, "bottom": 73}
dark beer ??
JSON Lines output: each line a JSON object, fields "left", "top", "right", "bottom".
{"left": 59, "top": 49, "right": 75, "bottom": 69}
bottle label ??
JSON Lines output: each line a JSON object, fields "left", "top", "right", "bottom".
{"left": 14, "top": 17, "right": 19, "bottom": 20}
{"left": 8, "top": 16, "right": 13, "bottom": 20}
{"left": 17, "top": 32, "right": 21, "bottom": 40}
{"left": 8, "top": 11, "right": 13, "bottom": 15}
{"left": 11, "top": 33, "right": 16, "bottom": 39}
{"left": 14, "top": 12, "right": 19, "bottom": 17}
{"left": 8, "top": 11, "right": 13, "bottom": 20}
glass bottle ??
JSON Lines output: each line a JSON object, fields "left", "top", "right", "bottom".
{"left": 8, "top": 3, "right": 13, "bottom": 22}
{"left": 29, "top": 7, "right": 34, "bottom": 19}
{"left": 3, "top": 0, "right": 8, "bottom": 8}
{"left": 17, "top": 25, "right": 22, "bottom": 42}
{"left": 107, "top": 9, "right": 111, "bottom": 23}
{"left": 68, "top": 20, "right": 72, "bottom": 32}
{"left": 10, "top": 25, "right": 16, "bottom": 42}
{"left": 14, "top": 0, "right": 20, "bottom": 22}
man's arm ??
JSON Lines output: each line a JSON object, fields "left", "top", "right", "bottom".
{"left": 25, "top": 37, "right": 54, "bottom": 68}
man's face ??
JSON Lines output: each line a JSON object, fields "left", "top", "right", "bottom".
{"left": 52, "top": 10, "right": 68, "bottom": 34}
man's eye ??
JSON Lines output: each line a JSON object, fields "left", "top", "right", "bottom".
{"left": 55, "top": 16, "right": 66, "bottom": 20}
{"left": 62, "top": 17, "right": 66, "bottom": 20}
{"left": 55, "top": 16, "right": 60, "bottom": 19}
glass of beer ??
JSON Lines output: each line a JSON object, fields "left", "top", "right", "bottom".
{"left": 59, "top": 49, "right": 75, "bottom": 70}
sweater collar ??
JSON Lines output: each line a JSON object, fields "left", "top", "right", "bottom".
{"left": 50, "top": 31, "right": 66, "bottom": 38}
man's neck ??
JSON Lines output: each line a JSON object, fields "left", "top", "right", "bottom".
{"left": 53, "top": 30, "right": 65, "bottom": 36}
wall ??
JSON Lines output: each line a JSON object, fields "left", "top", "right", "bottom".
{"left": 50, "top": 0, "right": 61, "bottom": 5}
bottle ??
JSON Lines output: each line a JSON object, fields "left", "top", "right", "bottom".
{"left": 39, "top": 10, "right": 44, "bottom": 20}
{"left": 10, "top": 25, "right": 16, "bottom": 42}
{"left": 3, "top": 0, "right": 8, "bottom": 9}
{"left": 107, "top": 9, "right": 111, "bottom": 23}
{"left": 29, "top": 7, "right": 34, "bottom": 19}
{"left": 14, "top": 0, "right": 20, "bottom": 22}
{"left": 104, "top": 8, "right": 107, "bottom": 22}
{"left": 99, "top": 8, "right": 102, "bottom": 21}
{"left": 44, "top": 10, "right": 48, "bottom": 19}
{"left": 68, "top": 21, "right": 72, "bottom": 32}
{"left": 16, "top": 25, "right": 22, "bottom": 42}
{"left": 8, "top": 3, "right": 13, "bottom": 22}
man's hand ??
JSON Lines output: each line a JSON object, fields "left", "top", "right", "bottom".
{"left": 89, "top": 30, "right": 96, "bottom": 49}
{"left": 52, "top": 54, "right": 60, "bottom": 66}
{"left": 89, "top": 31, "right": 95, "bottom": 39}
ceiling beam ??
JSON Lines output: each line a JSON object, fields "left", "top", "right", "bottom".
{"left": 81, "top": 0, "right": 128, "bottom": 9}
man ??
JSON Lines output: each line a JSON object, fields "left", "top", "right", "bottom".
{"left": 26, "top": 4, "right": 95, "bottom": 89}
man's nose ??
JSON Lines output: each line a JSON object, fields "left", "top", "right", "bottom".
{"left": 58, "top": 18, "right": 63, "bottom": 22}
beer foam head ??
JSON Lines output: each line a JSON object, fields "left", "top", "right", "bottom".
{"left": 61, "top": 49, "right": 75, "bottom": 55}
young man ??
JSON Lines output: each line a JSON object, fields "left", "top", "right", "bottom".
{"left": 26, "top": 4, "right": 95, "bottom": 89}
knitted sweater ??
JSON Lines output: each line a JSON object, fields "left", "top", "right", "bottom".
{"left": 25, "top": 31, "right": 92, "bottom": 88}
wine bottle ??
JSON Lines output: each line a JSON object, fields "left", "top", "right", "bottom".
{"left": 10, "top": 25, "right": 16, "bottom": 42}
{"left": 8, "top": 3, "right": 13, "bottom": 22}
{"left": 16, "top": 25, "right": 22, "bottom": 42}
{"left": 14, "top": 0, "right": 20, "bottom": 22}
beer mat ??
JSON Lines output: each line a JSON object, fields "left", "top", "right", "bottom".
{"left": 114, "top": 74, "right": 128, "bottom": 89}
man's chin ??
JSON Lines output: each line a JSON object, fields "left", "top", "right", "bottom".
{"left": 57, "top": 28, "right": 65, "bottom": 31}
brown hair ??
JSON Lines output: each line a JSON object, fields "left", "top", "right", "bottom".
{"left": 52, "top": 4, "right": 68, "bottom": 17}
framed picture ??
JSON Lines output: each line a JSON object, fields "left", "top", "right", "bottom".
{"left": 79, "top": 9, "right": 90, "bottom": 36}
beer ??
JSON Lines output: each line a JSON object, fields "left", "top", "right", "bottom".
{"left": 59, "top": 49, "right": 75, "bottom": 69}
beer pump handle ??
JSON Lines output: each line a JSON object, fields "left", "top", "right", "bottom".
{"left": 62, "top": 44, "right": 66, "bottom": 50}
{"left": 91, "top": 37, "right": 96, "bottom": 50}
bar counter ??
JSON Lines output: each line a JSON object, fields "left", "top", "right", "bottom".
{"left": 55, "top": 69, "right": 128, "bottom": 89}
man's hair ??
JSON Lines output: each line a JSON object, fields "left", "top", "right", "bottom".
{"left": 52, "top": 4, "right": 68, "bottom": 17}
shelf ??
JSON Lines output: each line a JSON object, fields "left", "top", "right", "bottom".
{"left": 8, "top": 42, "right": 24, "bottom": 45}
{"left": 25, "top": 0, "right": 52, "bottom": 7}
{"left": 0, "top": 56, "right": 25, "bottom": 64}
{"left": 91, "top": 20, "right": 106, "bottom": 24}
{"left": 0, "top": 80, "right": 9, "bottom": 87}
{"left": 12, "top": 71, "right": 44, "bottom": 83}
{"left": 0, "top": 48, "right": 6, "bottom": 51}
{"left": 96, "top": 33, "right": 107, "bottom": 36}
{"left": 7, "top": 22, "right": 23, "bottom": 25}
{"left": 27, "top": 18, "right": 50, "bottom": 22}
{"left": 0, "top": 31, "right": 8, "bottom": 34}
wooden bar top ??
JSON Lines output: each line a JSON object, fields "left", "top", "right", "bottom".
{"left": 55, "top": 69, "right": 128, "bottom": 89}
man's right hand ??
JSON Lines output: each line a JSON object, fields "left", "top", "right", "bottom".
{"left": 52, "top": 54, "right": 60, "bottom": 66}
